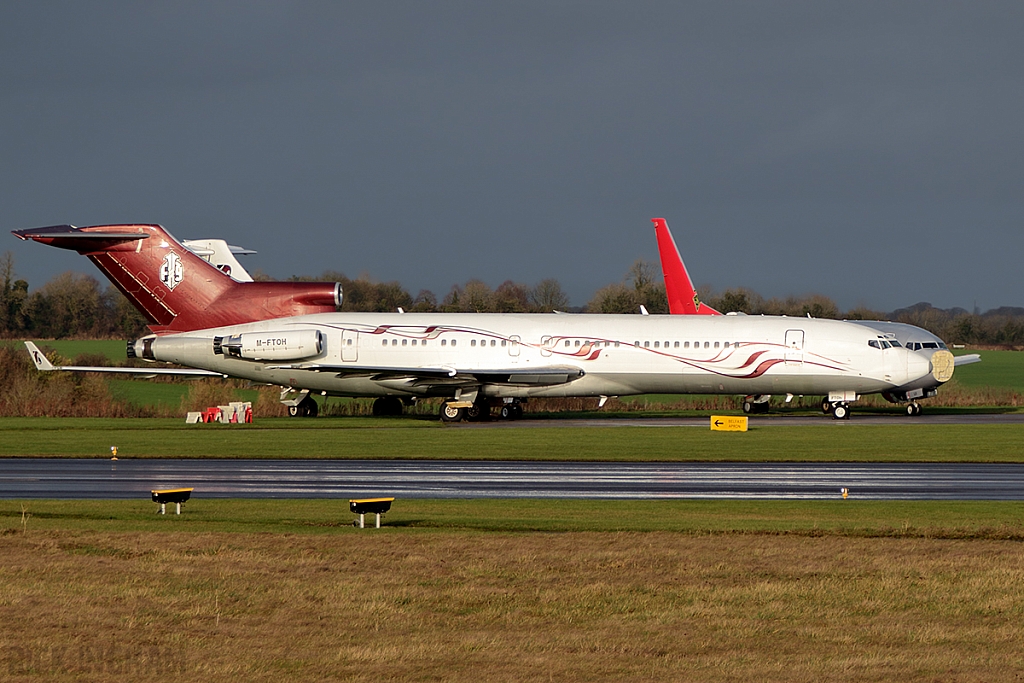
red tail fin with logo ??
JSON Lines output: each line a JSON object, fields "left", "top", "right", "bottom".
{"left": 651, "top": 218, "right": 720, "bottom": 316}
{"left": 13, "top": 224, "right": 341, "bottom": 334}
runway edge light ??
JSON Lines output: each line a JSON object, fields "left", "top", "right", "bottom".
{"left": 710, "top": 416, "right": 748, "bottom": 432}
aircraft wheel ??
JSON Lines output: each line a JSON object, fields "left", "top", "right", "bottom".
{"left": 288, "top": 405, "right": 301, "bottom": 418}
{"left": 440, "top": 403, "right": 466, "bottom": 422}
{"left": 742, "top": 401, "right": 753, "bottom": 414}
{"left": 373, "top": 396, "right": 403, "bottom": 416}
{"left": 294, "top": 395, "right": 317, "bottom": 417}
{"left": 832, "top": 403, "right": 849, "bottom": 420}
{"left": 822, "top": 399, "right": 832, "bottom": 414}
{"left": 906, "top": 402, "right": 921, "bottom": 417}
{"left": 500, "top": 405, "right": 512, "bottom": 420}
{"left": 466, "top": 403, "right": 489, "bottom": 422}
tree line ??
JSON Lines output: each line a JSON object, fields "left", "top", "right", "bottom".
{"left": 4, "top": 250, "right": 1024, "bottom": 346}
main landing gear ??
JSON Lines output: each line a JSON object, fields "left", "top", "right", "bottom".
{"left": 287, "top": 394, "right": 319, "bottom": 418}
{"left": 906, "top": 402, "right": 922, "bottom": 416}
{"left": 741, "top": 395, "right": 770, "bottom": 414}
{"left": 439, "top": 399, "right": 524, "bottom": 422}
{"left": 372, "top": 397, "right": 404, "bottom": 416}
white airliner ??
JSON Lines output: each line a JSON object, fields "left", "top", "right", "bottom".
{"left": 16, "top": 221, "right": 959, "bottom": 421}
{"left": 28, "top": 309, "right": 952, "bottom": 421}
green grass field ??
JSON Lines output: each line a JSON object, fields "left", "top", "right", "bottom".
{"left": 4, "top": 498, "right": 1024, "bottom": 536}
{"left": 2, "top": 418, "right": 1022, "bottom": 461}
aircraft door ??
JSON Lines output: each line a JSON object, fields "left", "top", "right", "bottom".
{"left": 341, "top": 330, "right": 358, "bottom": 361}
{"left": 785, "top": 329, "right": 804, "bottom": 365}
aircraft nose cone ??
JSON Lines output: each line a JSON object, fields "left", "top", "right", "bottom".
{"left": 906, "top": 351, "right": 931, "bottom": 383}
{"left": 931, "top": 349, "right": 955, "bottom": 383}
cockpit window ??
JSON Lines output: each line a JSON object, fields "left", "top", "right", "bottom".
{"left": 868, "top": 340, "right": 881, "bottom": 349}
{"left": 881, "top": 340, "right": 892, "bottom": 349}
{"left": 889, "top": 340, "right": 902, "bottom": 347}
{"left": 923, "top": 342, "right": 938, "bottom": 349}
{"left": 939, "top": 342, "right": 948, "bottom": 349}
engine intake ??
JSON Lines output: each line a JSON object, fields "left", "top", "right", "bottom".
{"left": 213, "top": 329, "right": 324, "bottom": 361}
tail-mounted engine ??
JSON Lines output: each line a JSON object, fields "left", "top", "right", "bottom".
{"left": 213, "top": 329, "right": 324, "bottom": 361}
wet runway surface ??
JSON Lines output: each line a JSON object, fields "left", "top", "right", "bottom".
{"left": 3, "top": 459, "right": 1024, "bottom": 500}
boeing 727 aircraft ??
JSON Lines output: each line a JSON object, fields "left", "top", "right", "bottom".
{"left": 15, "top": 222, "right": 957, "bottom": 421}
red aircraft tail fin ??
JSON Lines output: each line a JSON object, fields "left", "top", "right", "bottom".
{"left": 13, "top": 224, "right": 341, "bottom": 334}
{"left": 651, "top": 218, "right": 720, "bottom": 316}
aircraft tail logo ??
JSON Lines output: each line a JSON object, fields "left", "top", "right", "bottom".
{"left": 159, "top": 251, "right": 184, "bottom": 291}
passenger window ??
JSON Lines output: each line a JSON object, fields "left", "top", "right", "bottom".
{"left": 451, "top": 340, "right": 457, "bottom": 347}
{"left": 441, "top": 339, "right": 447, "bottom": 347}
{"left": 674, "top": 341, "right": 679, "bottom": 348}
{"left": 402, "top": 339, "right": 408, "bottom": 346}
{"left": 491, "top": 340, "right": 496, "bottom": 347}
{"left": 684, "top": 342, "right": 689, "bottom": 349}
{"left": 575, "top": 340, "right": 581, "bottom": 347}
{"left": 714, "top": 342, "right": 720, "bottom": 349}
{"left": 422, "top": 340, "right": 427, "bottom": 347}
{"left": 644, "top": 341, "right": 650, "bottom": 348}
{"left": 704, "top": 342, "right": 709, "bottom": 349}
{"left": 471, "top": 340, "right": 477, "bottom": 347}
{"left": 723, "top": 342, "right": 729, "bottom": 349}
{"left": 382, "top": 339, "right": 388, "bottom": 347}
{"left": 501, "top": 340, "right": 506, "bottom": 347}
{"left": 634, "top": 341, "right": 640, "bottom": 347}
{"left": 411, "top": 340, "right": 417, "bottom": 346}
{"left": 565, "top": 340, "right": 571, "bottom": 347}
{"left": 654, "top": 341, "right": 660, "bottom": 348}
{"left": 392, "top": 339, "right": 398, "bottom": 346}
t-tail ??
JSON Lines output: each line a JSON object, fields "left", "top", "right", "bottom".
{"left": 12, "top": 224, "right": 342, "bottom": 334}
{"left": 651, "top": 218, "right": 720, "bottom": 316}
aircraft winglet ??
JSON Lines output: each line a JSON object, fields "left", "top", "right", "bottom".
{"left": 651, "top": 218, "right": 720, "bottom": 316}
{"left": 25, "top": 342, "right": 54, "bottom": 371}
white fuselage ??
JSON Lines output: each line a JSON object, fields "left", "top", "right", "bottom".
{"left": 141, "top": 312, "right": 943, "bottom": 401}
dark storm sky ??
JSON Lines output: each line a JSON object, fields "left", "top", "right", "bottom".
{"left": 3, "top": 2, "right": 1022, "bottom": 311}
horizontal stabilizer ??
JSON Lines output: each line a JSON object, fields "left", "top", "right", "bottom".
{"left": 12, "top": 225, "right": 148, "bottom": 251}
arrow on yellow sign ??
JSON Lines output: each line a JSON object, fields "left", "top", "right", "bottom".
{"left": 710, "top": 415, "right": 748, "bottom": 432}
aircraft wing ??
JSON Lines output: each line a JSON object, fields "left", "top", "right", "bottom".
{"left": 953, "top": 354, "right": 982, "bottom": 367}
{"left": 268, "top": 363, "right": 585, "bottom": 386}
{"left": 25, "top": 342, "right": 226, "bottom": 378}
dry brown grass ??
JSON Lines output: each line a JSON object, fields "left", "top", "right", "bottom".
{"left": 2, "top": 531, "right": 1023, "bottom": 681}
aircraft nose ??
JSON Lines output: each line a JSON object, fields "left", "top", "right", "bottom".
{"left": 930, "top": 350, "right": 955, "bottom": 383}
{"left": 907, "top": 351, "right": 931, "bottom": 383}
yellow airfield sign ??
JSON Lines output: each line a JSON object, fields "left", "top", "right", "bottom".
{"left": 710, "top": 415, "right": 748, "bottom": 432}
